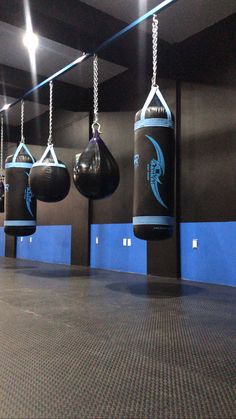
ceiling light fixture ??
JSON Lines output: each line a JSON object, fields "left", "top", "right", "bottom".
{"left": 2, "top": 104, "right": 10, "bottom": 111}
{"left": 23, "top": 31, "right": 39, "bottom": 52}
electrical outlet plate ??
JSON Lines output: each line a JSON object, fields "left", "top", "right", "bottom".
{"left": 192, "top": 239, "right": 198, "bottom": 249}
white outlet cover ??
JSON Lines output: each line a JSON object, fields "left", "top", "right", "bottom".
{"left": 127, "top": 239, "right": 132, "bottom": 247}
{"left": 95, "top": 236, "right": 99, "bottom": 245}
{"left": 123, "top": 238, "right": 127, "bottom": 247}
{"left": 192, "top": 239, "right": 198, "bottom": 249}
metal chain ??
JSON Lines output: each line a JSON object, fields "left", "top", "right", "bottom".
{"left": 48, "top": 80, "right": 53, "bottom": 145}
{"left": 0, "top": 114, "right": 3, "bottom": 172}
{"left": 93, "top": 54, "right": 98, "bottom": 123}
{"left": 21, "top": 99, "right": 25, "bottom": 143}
{"left": 152, "top": 14, "right": 158, "bottom": 87}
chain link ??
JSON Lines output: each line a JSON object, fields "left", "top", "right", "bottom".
{"left": 93, "top": 54, "right": 99, "bottom": 125}
{"left": 152, "top": 14, "right": 158, "bottom": 87}
{"left": 0, "top": 114, "right": 3, "bottom": 172}
{"left": 48, "top": 80, "right": 53, "bottom": 145}
{"left": 21, "top": 99, "right": 25, "bottom": 143}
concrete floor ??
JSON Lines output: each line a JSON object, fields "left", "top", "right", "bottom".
{"left": 0, "top": 257, "right": 235, "bottom": 418}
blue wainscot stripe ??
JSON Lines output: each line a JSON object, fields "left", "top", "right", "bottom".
{"left": 0, "top": 227, "right": 5, "bottom": 257}
{"left": 90, "top": 223, "right": 147, "bottom": 275}
{"left": 16, "top": 225, "right": 72, "bottom": 265}
{"left": 181, "top": 222, "right": 236, "bottom": 287}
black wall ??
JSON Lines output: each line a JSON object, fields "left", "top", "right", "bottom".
{"left": 180, "top": 82, "right": 236, "bottom": 223}
{"left": 178, "top": 13, "right": 236, "bottom": 224}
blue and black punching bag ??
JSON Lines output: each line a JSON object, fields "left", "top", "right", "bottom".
{"left": 133, "top": 85, "right": 175, "bottom": 240}
{"left": 4, "top": 142, "right": 37, "bottom": 236}
{"left": 0, "top": 115, "right": 5, "bottom": 213}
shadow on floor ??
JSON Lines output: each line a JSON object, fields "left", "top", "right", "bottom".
{"left": 15, "top": 268, "right": 100, "bottom": 279}
{"left": 106, "top": 281, "right": 204, "bottom": 298}
{"left": 3, "top": 265, "right": 38, "bottom": 270}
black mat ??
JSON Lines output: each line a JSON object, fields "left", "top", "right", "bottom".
{"left": 0, "top": 257, "right": 235, "bottom": 418}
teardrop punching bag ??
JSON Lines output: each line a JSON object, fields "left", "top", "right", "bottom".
{"left": 29, "top": 144, "right": 70, "bottom": 202}
{"left": 73, "top": 129, "right": 120, "bottom": 199}
{"left": 133, "top": 85, "right": 175, "bottom": 240}
{"left": 4, "top": 142, "right": 37, "bottom": 236}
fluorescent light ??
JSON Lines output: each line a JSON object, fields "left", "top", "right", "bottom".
{"left": 23, "top": 31, "right": 38, "bottom": 51}
{"left": 2, "top": 103, "right": 10, "bottom": 111}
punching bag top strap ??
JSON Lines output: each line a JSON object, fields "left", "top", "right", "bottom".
{"left": 38, "top": 144, "right": 58, "bottom": 164}
{"left": 33, "top": 144, "right": 66, "bottom": 168}
{"left": 38, "top": 144, "right": 59, "bottom": 164}
{"left": 12, "top": 142, "right": 35, "bottom": 163}
{"left": 140, "top": 85, "right": 173, "bottom": 123}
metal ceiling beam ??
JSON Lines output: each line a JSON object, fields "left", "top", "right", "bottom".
{"left": 0, "top": 0, "right": 178, "bottom": 114}
{"left": 0, "top": 64, "right": 91, "bottom": 112}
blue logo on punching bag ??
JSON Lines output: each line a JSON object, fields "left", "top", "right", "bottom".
{"left": 146, "top": 135, "right": 168, "bottom": 209}
{"left": 24, "top": 172, "right": 34, "bottom": 217}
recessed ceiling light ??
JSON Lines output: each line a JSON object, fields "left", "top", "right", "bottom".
{"left": 23, "top": 31, "right": 39, "bottom": 52}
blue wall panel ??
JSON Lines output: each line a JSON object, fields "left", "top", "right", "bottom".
{"left": 90, "top": 223, "right": 147, "bottom": 274}
{"left": 181, "top": 222, "right": 236, "bottom": 287}
{"left": 16, "top": 225, "right": 72, "bottom": 265}
{"left": 0, "top": 227, "right": 5, "bottom": 257}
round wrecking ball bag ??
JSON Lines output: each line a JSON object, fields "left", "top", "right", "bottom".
{"left": 29, "top": 144, "right": 70, "bottom": 203}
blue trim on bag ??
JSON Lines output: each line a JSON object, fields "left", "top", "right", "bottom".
{"left": 134, "top": 118, "right": 174, "bottom": 131}
{"left": 4, "top": 220, "right": 36, "bottom": 227}
{"left": 5, "top": 162, "right": 32, "bottom": 169}
{"left": 32, "top": 163, "right": 66, "bottom": 168}
{"left": 133, "top": 216, "right": 174, "bottom": 226}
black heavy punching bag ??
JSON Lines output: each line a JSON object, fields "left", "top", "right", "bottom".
{"left": 73, "top": 129, "right": 120, "bottom": 199}
{"left": 29, "top": 144, "right": 70, "bottom": 202}
{"left": 133, "top": 85, "right": 175, "bottom": 240}
{"left": 0, "top": 178, "right": 4, "bottom": 213}
{"left": 4, "top": 142, "right": 36, "bottom": 236}
{"left": 0, "top": 115, "right": 4, "bottom": 213}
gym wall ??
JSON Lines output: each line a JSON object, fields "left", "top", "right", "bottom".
{"left": 2, "top": 13, "right": 235, "bottom": 286}
{"left": 2, "top": 80, "right": 179, "bottom": 278}
{"left": 178, "top": 13, "right": 236, "bottom": 286}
